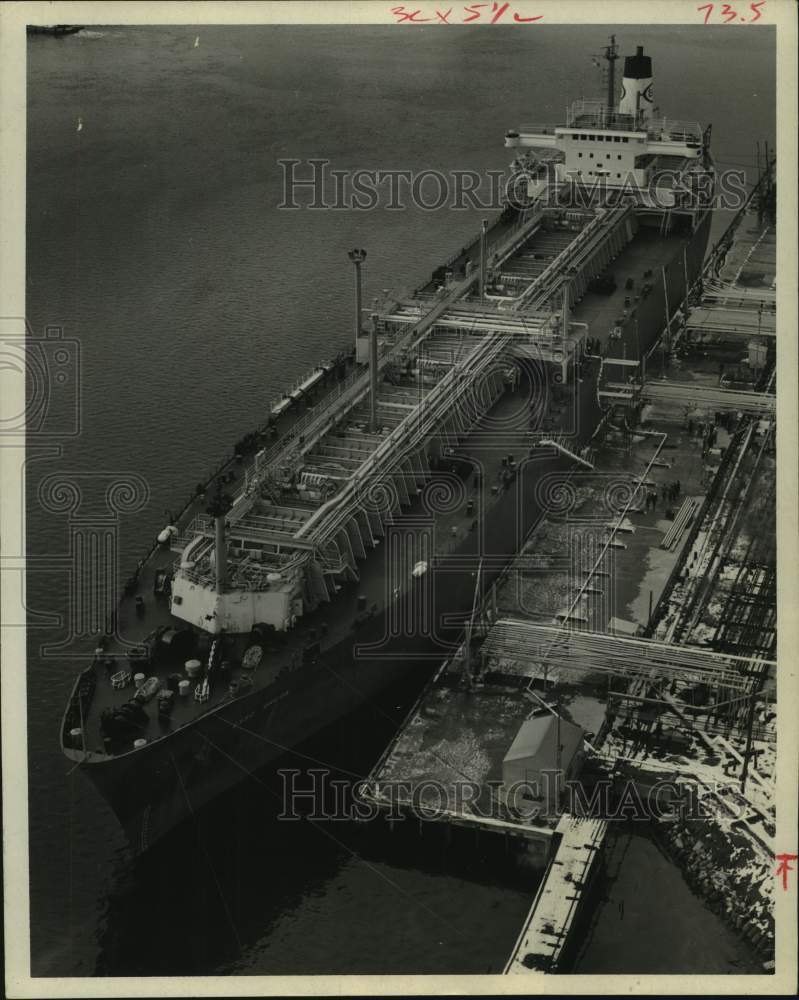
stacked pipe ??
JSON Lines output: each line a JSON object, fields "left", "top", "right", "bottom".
{"left": 660, "top": 497, "right": 700, "bottom": 551}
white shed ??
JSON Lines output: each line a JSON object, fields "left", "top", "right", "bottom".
{"left": 502, "top": 715, "right": 584, "bottom": 814}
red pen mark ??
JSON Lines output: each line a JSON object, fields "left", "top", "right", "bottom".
{"left": 775, "top": 853, "right": 798, "bottom": 891}
{"left": 697, "top": 1, "right": 766, "bottom": 22}
{"left": 489, "top": 2, "right": 510, "bottom": 23}
{"left": 697, "top": 2, "right": 714, "bottom": 23}
{"left": 463, "top": 3, "right": 487, "bottom": 22}
{"left": 390, "top": 5, "right": 433, "bottom": 22}
{"left": 391, "top": 3, "right": 543, "bottom": 23}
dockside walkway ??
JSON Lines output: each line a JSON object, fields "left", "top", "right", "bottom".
{"left": 505, "top": 815, "right": 608, "bottom": 974}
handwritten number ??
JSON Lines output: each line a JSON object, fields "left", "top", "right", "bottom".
{"left": 697, "top": 3, "right": 714, "bottom": 23}
{"left": 390, "top": 5, "right": 432, "bottom": 21}
{"left": 462, "top": 3, "right": 487, "bottom": 22}
{"left": 750, "top": 1, "right": 764, "bottom": 20}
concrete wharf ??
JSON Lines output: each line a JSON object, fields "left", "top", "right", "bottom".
{"left": 505, "top": 816, "right": 608, "bottom": 973}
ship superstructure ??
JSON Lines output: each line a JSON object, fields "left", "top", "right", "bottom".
{"left": 505, "top": 42, "right": 712, "bottom": 214}
{"left": 62, "top": 41, "right": 717, "bottom": 853}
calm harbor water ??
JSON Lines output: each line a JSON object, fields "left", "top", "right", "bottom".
{"left": 25, "top": 24, "right": 774, "bottom": 976}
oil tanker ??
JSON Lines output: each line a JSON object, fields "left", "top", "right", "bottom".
{"left": 61, "top": 41, "right": 715, "bottom": 852}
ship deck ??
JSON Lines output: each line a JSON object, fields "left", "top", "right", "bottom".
{"left": 70, "top": 384, "right": 577, "bottom": 756}
{"left": 68, "top": 218, "right": 700, "bottom": 760}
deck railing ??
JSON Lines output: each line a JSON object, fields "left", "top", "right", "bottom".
{"left": 516, "top": 100, "right": 704, "bottom": 146}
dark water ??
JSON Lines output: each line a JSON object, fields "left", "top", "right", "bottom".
{"left": 25, "top": 24, "right": 775, "bottom": 976}
{"left": 574, "top": 830, "right": 762, "bottom": 974}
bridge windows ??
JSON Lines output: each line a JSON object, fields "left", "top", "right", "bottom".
{"left": 575, "top": 132, "right": 632, "bottom": 145}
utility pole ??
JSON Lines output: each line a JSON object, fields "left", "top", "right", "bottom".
{"left": 348, "top": 248, "right": 367, "bottom": 354}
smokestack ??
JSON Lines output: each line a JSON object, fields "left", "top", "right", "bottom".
{"left": 369, "top": 311, "right": 379, "bottom": 433}
{"left": 618, "top": 45, "right": 653, "bottom": 123}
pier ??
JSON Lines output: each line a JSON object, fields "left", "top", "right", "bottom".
{"left": 505, "top": 816, "right": 608, "bottom": 973}
{"left": 355, "top": 171, "right": 777, "bottom": 973}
